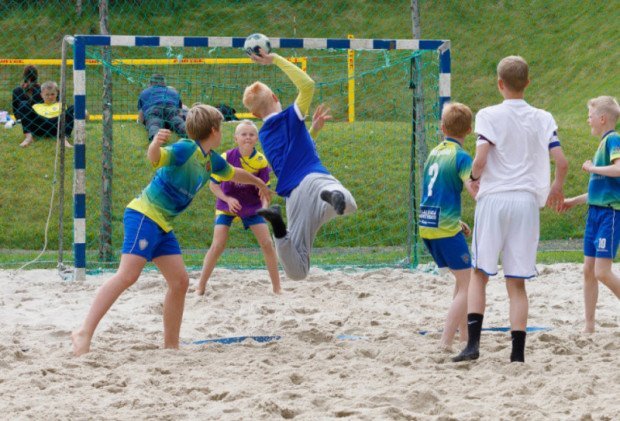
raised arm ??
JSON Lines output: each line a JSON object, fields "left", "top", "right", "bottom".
{"left": 251, "top": 51, "right": 315, "bottom": 116}
{"left": 147, "top": 129, "right": 171, "bottom": 165}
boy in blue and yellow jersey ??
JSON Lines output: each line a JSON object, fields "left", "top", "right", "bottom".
{"left": 420, "top": 102, "right": 477, "bottom": 351}
{"left": 562, "top": 96, "right": 620, "bottom": 333}
{"left": 71, "top": 104, "right": 270, "bottom": 356}
{"left": 242, "top": 50, "right": 357, "bottom": 281}
{"left": 196, "top": 119, "right": 281, "bottom": 296}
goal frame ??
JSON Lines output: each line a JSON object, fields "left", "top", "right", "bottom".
{"left": 67, "top": 34, "right": 451, "bottom": 280}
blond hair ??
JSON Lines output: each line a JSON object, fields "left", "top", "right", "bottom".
{"left": 588, "top": 96, "right": 620, "bottom": 124}
{"left": 234, "top": 119, "right": 258, "bottom": 135}
{"left": 41, "top": 81, "right": 59, "bottom": 94}
{"left": 497, "top": 56, "right": 529, "bottom": 92}
{"left": 185, "top": 103, "right": 223, "bottom": 141}
{"left": 442, "top": 102, "right": 472, "bottom": 138}
{"left": 243, "top": 82, "right": 274, "bottom": 116}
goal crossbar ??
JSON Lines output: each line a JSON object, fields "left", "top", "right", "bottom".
{"left": 68, "top": 35, "right": 451, "bottom": 280}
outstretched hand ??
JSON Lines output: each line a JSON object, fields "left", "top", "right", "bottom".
{"left": 249, "top": 49, "right": 274, "bottom": 65}
{"left": 310, "top": 104, "right": 333, "bottom": 135}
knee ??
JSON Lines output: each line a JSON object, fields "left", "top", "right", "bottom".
{"left": 257, "top": 236, "right": 274, "bottom": 251}
{"left": 209, "top": 240, "right": 227, "bottom": 255}
{"left": 594, "top": 266, "right": 614, "bottom": 284}
{"left": 170, "top": 273, "right": 190, "bottom": 293}
{"left": 284, "top": 264, "right": 309, "bottom": 281}
{"left": 116, "top": 272, "right": 140, "bottom": 289}
{"left": 344, "top": 197, "right": 358, "bottom": 215}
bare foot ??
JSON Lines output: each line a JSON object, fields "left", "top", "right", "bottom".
{"left": 71, "top": 329, "right": 92, "bottom": 356}
{"left": 583, "top": 324, "right": 595, "bottom": 334}
{"left": 438, "top": 342, "right": 453, "bottom": 353}
{"left": 195, "top": 287, "right": 205, "bottom": 296}
{"left": 20, "top": 134, "right": 34, "bottom": 147}
{"left": 273, "top": 287, "right": 282, "bottom": 295}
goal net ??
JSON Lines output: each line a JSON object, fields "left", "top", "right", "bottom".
{"left": 65, "top": 35, "right": 450, "bottom": 279}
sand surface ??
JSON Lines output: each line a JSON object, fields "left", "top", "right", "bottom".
{"left": 0, "top": 264, "right": 618, "bottom": 420}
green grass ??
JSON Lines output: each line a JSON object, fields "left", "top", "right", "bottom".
{"left": 0, "top": 0, "right": 617, "bottom": 267}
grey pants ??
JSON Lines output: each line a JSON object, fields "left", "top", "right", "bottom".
{"left": 275, "top": 173, "right": 357, "bottom": 280}
{"left": 144, "top": 105, "right": 186, "bottom": 141}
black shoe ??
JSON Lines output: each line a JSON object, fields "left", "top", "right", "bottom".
{"left": 320, "top": 190, "right": 346, "bottom": 215}
{"left": 257, "top": 205, "right": 287, "bottom": 238}
{"left": 452, "top": 347, "right": 480, "bottom": 362}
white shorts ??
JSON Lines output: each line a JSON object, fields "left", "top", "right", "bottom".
{"left": 471, "top": 191, "right": 539, "bottom": 278}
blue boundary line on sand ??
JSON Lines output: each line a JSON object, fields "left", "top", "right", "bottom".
{"left": 417, "top": 326, "right": 552, "bottom": 335}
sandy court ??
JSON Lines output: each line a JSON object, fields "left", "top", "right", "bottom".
{"left": 0, "top": 264, "right": 618, "bottom": 420}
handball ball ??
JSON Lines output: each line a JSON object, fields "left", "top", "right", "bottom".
{"left": 244, "top": 33, "right": 272, "bottom": 56}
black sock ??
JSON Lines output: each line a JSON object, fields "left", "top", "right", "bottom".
{"left": 510, "top": 330, "right": 526, "bottom": 363}
{"left": 465, "top": 313, "right": 484, "bottom": 350}
{"left": 257, "top": 206, "right": 287, "bottom": 239}
{"left": 452, "top": 313, "right": 484, "bottom": 362}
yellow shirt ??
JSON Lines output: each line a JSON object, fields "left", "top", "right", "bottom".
{"left": 33, "top": 102, "right": 61, "bottom": 118}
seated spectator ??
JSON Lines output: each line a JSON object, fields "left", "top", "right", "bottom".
{"left": 12, "top": 65, "right": 43, "bottom": 141}
{"left": 18, "top": 81, "right": 74, "bottom": 148}
{"left": 138, "top": 74, "right": 187, "bottom": 141}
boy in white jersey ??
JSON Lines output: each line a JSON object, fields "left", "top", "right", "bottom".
{"left": 561, "top": 96, "right": 620, "bottom": 333}
{"left": 453, "top": 56, "right": 568, "bottom": 363}
{"left": 420, "top": 102, "right": 477, "bottom": 350}
{"left": 243, "top": 50, "right": 357, "bottom": 280}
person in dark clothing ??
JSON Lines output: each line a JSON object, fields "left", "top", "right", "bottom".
{"left": 12, "top": 65, "right": 43, "bottom": 143}
{"left": 138, "top": 74, "right": 187, "bottom": 141}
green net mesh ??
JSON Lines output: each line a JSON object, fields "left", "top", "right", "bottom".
{"left": 75, "top": 44, "right": 441, "bottom": 270}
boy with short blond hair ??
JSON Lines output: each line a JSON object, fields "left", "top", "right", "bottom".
{"left": 243, "top": 50, "right": 357, "bottom": 281}
{"left": 453, "top": 55, "right": 568, "bottom": 363}
{"left": 196, "top": 119, "right": 281, "bottom": 296}
{"left": 562, "top": 96, "right": 620, "bottom": 333}
{"left": 71, "top": 104, "right": 269, "bottom": 356}
{"left": 420, "top": 102, "right": 476, "bottom": 350}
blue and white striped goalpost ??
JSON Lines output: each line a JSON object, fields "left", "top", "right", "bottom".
{"left": 68, "top": 35, "right": 451, "bottom": 281}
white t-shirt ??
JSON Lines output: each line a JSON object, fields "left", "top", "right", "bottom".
{"left": 474, "top": 99, "right": 558, "bottom": 207}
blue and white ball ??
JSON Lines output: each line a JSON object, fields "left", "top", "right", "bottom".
{"left": 244, "top": 33, "right": 272, "bottom": 56}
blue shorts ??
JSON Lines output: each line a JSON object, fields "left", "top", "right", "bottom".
{"left": 423, "top": 232, "right": 471, "bottom": 270}
{"left": 583, "top": 205, "right": 620, "bottom": 259}
{"left": 215, "top": 213, "right": 265, "bottom": 230}
{"left": 122, "top": 209, "right": 181, "bottom": 261}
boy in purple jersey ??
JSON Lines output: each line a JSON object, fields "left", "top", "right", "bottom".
{"left": 242, "top": 50, "right": 357, "bottom": 280}
{"left": 561, "top": 96, "right": 620, "bottom": 333}
{"left": 71, "top": 105, "right": 269, "bottom": 356}
{"left": 196, "top": 120, "right": 281, "bottom": 295}
{"left": 453, "top": 56, "right": 568, "bottom": 363}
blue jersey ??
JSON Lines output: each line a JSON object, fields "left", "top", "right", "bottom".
{"left": 420, "top": 138, "right": 473, "bottom": 239}
{"left": 588, "top": 130, "right": 620, "bottom": 210}
{"left": 259, "top": 105, "right": 329, "bottom": 197}
{"left": 127, "top": 139, "right": 234, "bottom": 232}
{"left": 138, "top": 85, "right": 182, "bottom": 112}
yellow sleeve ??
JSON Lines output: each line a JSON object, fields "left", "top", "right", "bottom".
{"left": 210, "top": 152, "right": 228, "bottom": 183}
{"left": 272, "top": 54, "right": 314, "bottom": 117}
{"left": 309, "top": 126, "right": 318, "bottom": 139}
